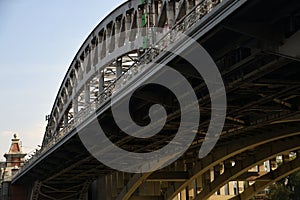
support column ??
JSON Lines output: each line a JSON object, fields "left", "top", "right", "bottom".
{"left": 64, "top": 113, "right": 68, "bottom": 127}
{"left": 154, "top": 1, "right": 159, "bottom": 27}
{"left": 78, "top": 64, "right": 84, "bottom": 80}
{"left": 85, "top": 83, "right": 90, "bottom": 106}
{"left": 116, "top": 58, "right": 123, "bottom": 78}
{"left": 99, "top": 71, "right": 104, "bottom": 94}
{"left": 185, "top": 186, "right": 189, "bottom": 200}
{"left": 85, "top": 52, "right": 92, "bottom": 73}
{"left": 73, "top": 97, "right": 78, "bottom": 117}
{"left": 126, "top": 13, "right": 131, "bottom": 28}
{"left": 236, "top": 181, "right": 240, "bottom": 195}
{"left": 88, "top": 180, "right": 98, "bottom": 200}
{"left": 138, "top": 8, "right": 143, "bottom": 31}
{"left": 106, "top": 175, "right": 112, "bottom": 200}
{"left": 187, "top": 0, "right": 195, "bottom": 12}
{"left": 167, "top": 1, "right": 175, "bottom": 28}
{"left": 97, "top": 175, "right": 112, "bottom": 200}
{"left": 117, "top": 172, "right": 124, "bottom": 192}
{"left": 97, "top": 176, "right": 106, "bottom": 200}
{"left": 93, "top": 42, "right": 99, "bottom": 66}
{"left": 111, "top": 173, "right": 118, "bottom": 198}
{"left": 193, "top": 179, "right": 197, "bottom": 198}
{"left": 106, "top": 26, "right": 112, "bottom": 54}
{"left": 115, "top": 19, "right": 121, "bottom": 35}
{"left": 101, "top": 33, "right": 107, "bottom": 59}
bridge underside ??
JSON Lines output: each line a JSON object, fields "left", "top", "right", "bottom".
{"left": 12, "top": 0, "right": 300, "bottom": 200}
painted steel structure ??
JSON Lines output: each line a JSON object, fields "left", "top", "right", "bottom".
{"left": 16, "top": 0, "right": 227, "bottom": 180}
{"left": 42, "top": 0, "right": 217, "bottom": 146}
{"left": 9, "top": 0, "right": 300, "bottom": 199}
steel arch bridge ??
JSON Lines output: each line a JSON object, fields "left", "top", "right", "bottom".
{"left": 9, "top": 0, "right": 300, "bottom": 200}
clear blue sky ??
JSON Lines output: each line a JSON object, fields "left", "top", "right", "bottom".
{"left": 0, "top": 0, "right": 124, "bottom": 160}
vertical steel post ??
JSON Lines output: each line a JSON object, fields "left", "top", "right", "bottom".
{"left": 116, "top": 57, "right": 123, "bottom": 78}
{"left": 99, "top": 71, "right": 104, "bottom": 93}
{"left": 85, "top": 83, "right": 90, "bottom": 105}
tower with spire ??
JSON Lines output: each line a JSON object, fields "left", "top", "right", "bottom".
{"left": 4, "top": 134, "right": 26, "bottom": 170}
{"left": 0, "top": 134, "right": 27, "bottom": 200}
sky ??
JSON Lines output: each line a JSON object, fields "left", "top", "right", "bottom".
{"left": 0, "top": 0, "right": 124, "bottom": 161}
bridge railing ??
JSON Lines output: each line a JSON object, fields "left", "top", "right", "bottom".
{"left": 13, "top": 0, "right": 222, "bottom": 179}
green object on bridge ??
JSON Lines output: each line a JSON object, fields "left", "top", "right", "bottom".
{"left": 142, "top": 13, "right": 147, "bottom": 27}
{"left": 143, "top": 37, "right": 147, "bottom": 49}
{"left": 142, "top": 6, "right": 147, "bottom": 49}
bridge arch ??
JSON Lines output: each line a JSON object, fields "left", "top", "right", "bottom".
{"left": 230, "top": 155, "right": 300, "bottom": 200}
{"left": 122, "top": 125, "right": 300, "bottom": 200}
{"left": 42, "top": 0, "right": 216, "bottom": 147}
{"left": 195, "top": 134, "right": 300, "bottom": 199}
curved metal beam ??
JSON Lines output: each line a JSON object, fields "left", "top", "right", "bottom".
{"left": 195, "top": 135, "right": 300, "bottom": 199}
{"left": 44, "top": 0, "right": 147, "bottom": 142}
{"left": 230, "top": 155, "right": 300, "bottom": 200}
{"left": 166, "top": 127, "right": 300, "bottom": 199}
{"left": 42, "top": 0, "right": 228, "bottom": 150}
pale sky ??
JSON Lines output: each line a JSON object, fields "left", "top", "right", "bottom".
{"left": 0, "top": 0, "right": 124, "bottom": 161}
